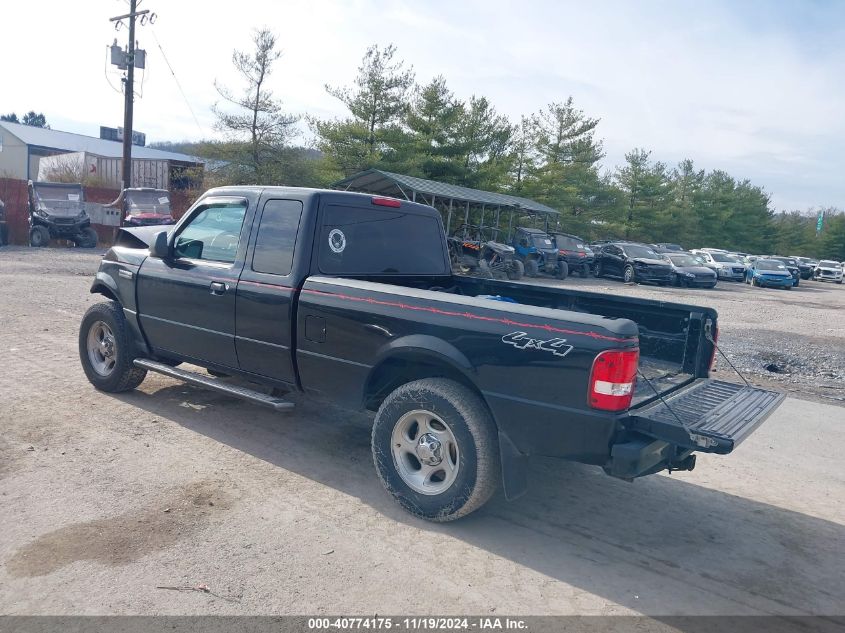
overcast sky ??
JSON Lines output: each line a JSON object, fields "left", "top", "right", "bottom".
{"left": 2, "top": 0, "right": 843, "bottom": 210}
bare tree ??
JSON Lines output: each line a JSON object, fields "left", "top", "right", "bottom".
{"left": 213, "top": 28, "right": 298, "bottom": 181}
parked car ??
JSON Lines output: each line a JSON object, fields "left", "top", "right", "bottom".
{"left": 76, "top": 186, "right": 784, "bottom": 521}
{"left": 594, "top": 242, "right": 673, "bottom": 285}
{"left": 792, "top": 257, "right": 818, "bottom": 280}
{"left": 652, "top": 243, "right": 685, "bottom": 253}
{"left": 745, "top": 259, "right": 795, "bottom": 289}
{"left": 764, "top": 256, "right": 801, "bottom": 287}
{"left": 447, "top": 224, "right": 523, "bottom": 280}
{"left": 117, "top": 188, "right": 176, "bottom": 227}
{"left": 551, "top": 232, "right": 593, "bottom": 277}
{"left": 660, "top": 252, "right": 718, "bottom": 288}
{"left": 689, "top": 250, "right": 746, "bottom": 282}
{"left": 27, "top": 180, "right": 98, "bottom": 248}
{"left": 513, "top": 226, "right": 567, "bottom": 279}
{"left": 814, "top": 260, "right": 843, "bottom": 284}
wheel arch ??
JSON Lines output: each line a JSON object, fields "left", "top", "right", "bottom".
{"left": 363, "top": 336, "right": 478, "bottom": 412}
{"left": 90, "top": 272, "right": 120, "bottom": 303}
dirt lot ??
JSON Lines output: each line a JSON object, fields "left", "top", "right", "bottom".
{"left": 0, "top": 246, "right": 843, "bottom": 617}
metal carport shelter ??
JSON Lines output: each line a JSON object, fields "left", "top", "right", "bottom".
{"left": 333, "top": 169, "right": 559, "bottom": 241}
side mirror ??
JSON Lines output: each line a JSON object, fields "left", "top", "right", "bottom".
{"left": 149, "top": 230, "right": 170, "bottom": 259}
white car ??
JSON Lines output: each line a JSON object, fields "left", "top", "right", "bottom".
{"left": 814, "top": 260, "right": 843, "bottom": 284}
{"left": 690, "top": 250, "right": 746, "bottom": 281}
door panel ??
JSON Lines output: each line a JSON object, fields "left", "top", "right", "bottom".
{"left": 137, "top": 259, "right": 241, "bottom": 366}
{"left": 234, "top": 198, "right": 304, "bottom": 383}
{"left": 136, "top": 197, "right": 248, "bottom": 368}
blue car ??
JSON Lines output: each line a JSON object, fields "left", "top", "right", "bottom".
{"left": 746, "top": 259, "right": 794, "bottom": 288}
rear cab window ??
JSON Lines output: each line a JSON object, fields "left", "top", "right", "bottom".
{"left": 318, "top": 203, "right": 448, "bottom": 275}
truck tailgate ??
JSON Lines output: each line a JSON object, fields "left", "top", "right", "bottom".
{"left": 628, "top": 380, "right": 785, "bottom": 454}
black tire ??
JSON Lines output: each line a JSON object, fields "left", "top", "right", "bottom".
{"left": 751, "top": 276, "right": 758, "bottom": 287}
{"left": 78, "top": 227, "right": 98, "bottom": 248}
{"left": 524, "top": 259, "right": 539, "bottom": 278}
{"left": 506, "top": 259, "right": 524, "bottom": 281}
{"left": 79, "top": 301, "right": 147, "bottom": 392}
{"left": 594, "top": 261, "right": 603, "bottom": 278}
{"left": 478, "top": 259, "right": 494, "bottom": 279}
{"left": 372, "top": 378, "right": 500, "bottom": 522}
{"left": 207, "top": 368, "right": 230, "bottom": 378}
{"left": 0, "top": 223, "right": 8, "bottom": 246}
{"left": 556, "top": 261, "right": 569, "bottom": 280}
{"left": 623, "top": 264, "right": 636, "bottom": 283}
{"left": 794, "top": 278, "right": 799, "bottom": 287}
{"left": 580, "top": 263, "right": 590, "bottom": 277}
{"left": 29, "top": 225, "right": 49, "bottom": 247}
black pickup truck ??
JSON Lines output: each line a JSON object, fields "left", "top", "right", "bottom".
{"left": 78, "top": 187, "right": 784, "bottom": 521}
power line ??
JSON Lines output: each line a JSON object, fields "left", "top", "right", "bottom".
{"left": 150, "top": 27, "right": 206, "bottom": 136}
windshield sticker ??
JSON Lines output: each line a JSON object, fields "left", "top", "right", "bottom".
{"left": 328, "top": 228, "right": 346, "bottom": 253}
{"left": 502, "top": 331, "right": 573, "bottom": 358}
{"left": 67, "top": 194, "right": 80, "bottom": 201}
{"left": 158, "top": 196, "right": 169, "bottom": 204}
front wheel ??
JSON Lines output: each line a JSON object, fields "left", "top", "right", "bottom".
{"left": 594, "top": 261, "right": 604, "bottom": 278}
{"left": 506, "top": 259, "right": 524, "bottom": 281}
{"left": 79, "top": 302, "right": 147, "bottom": 392}
{"left": 477, "top": 259, "right": 494, "bottom": 279}
{"left": 372, "top": 378, "right": 500, "bottom": 522}
{"left": 77, "top": 227, "right": 98, "bottom": 248}
{"left": 556, "top": 261, "right": 569, "bottom": 280}
{"left": 524, "top": 259, "right": 539, "bottom": 278}
{"left": 623, "top": 264, "right": 636, "bottom": 283}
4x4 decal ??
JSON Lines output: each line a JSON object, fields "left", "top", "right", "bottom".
{"left": 502, "top": 331, "right": 573, "bottom": 357}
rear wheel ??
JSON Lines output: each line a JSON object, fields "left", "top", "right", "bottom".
{"left": 623, "top": 265, "right": 636, "bottom": 283}
{"left": 29, "top": 225, "right": 49, "bottom": 247}
{"left": 79, "top": 302, "right": 147, "bottom": 392}
{"left": 506, "top": 259, "right": 524, "bottom": 281}
{"left": 372, "top": 378, "right": 500, "bottom": 522}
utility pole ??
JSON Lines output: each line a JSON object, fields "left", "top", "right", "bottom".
{"left": 121, "top": 0, "right": 137, "bottom": 192}
{"left": 109, "top": 2, "right": 153, "bottom": 192}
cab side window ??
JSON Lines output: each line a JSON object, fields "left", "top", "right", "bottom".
{"left": 174, "top": 201, "right": 247, "bottom": 264}
{"left": 252, "top": 199, "right": 303, "bottom": 276}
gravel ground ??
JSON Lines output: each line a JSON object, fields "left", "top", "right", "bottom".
{"left": 522, "top": 271, "right": 845, "bottom": 404}
{"left": 0, "top": 245, "right": 843, "bottom": 618}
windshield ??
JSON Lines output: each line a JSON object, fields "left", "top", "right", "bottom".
{"left": 772, "top": 257, "right": 797, "bottom": 266}
{"left": 668, "top": 254, "right": 698, "bottom": 266}
{"left": 711, "top": 253, "right": 739, "bottom": 263}
{"left": 756, "top": 260, "right": 786, "bottom": 271}
{"left": 126, "top": 190, "right": 171, "bottom": 214}
{"left": 554, "top": 235, "right": 583, "bottom": 250}
{"left": 624, "top": 245, "right": 660, "bottom": 259}
{"left": 819, "top": 260, "right": 841, "bottom": 268}
{"left": 34, "top": 184, "right": 83, "bottom": 201}
{"left": 531, "top": 234, "right": 554, "bottom": 249}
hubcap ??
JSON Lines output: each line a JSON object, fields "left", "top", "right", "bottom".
{"left": 391, "top": 410, "right": 460, "bottom": 495}
{"left": 87, "top": 320, "right": 117, "bottom": 376}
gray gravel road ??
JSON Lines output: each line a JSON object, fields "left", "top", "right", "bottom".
{"left": 0, "top": 246, "right": 843, "bottom": 616}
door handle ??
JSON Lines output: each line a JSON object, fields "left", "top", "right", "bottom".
{"left": 209, "top": 281, "right": 228, "bottom": 295}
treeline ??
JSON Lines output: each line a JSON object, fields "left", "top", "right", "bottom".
{"left": 152, "top": 33, "right": 844, "bottom": 260}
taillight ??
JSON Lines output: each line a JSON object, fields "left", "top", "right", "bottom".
{"left": 372, "top": 196, "right": 401, "bottom": 208}
{"left": 559, "top": 249, "right": 570, "bottom": 255}
{"left": 589, "top": 349, "right": 639, "bottom": 411}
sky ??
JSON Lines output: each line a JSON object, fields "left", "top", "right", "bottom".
{"left": 2, "top": 0, "right": 843, "bottom": 211}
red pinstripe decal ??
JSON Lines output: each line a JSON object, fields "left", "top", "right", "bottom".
{"left": 299, "top": 287, "right": 635, "bottom": 343}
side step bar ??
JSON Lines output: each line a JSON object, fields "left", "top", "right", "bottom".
{"left": 134, "top": 359, "right": 295, "bottom": 412}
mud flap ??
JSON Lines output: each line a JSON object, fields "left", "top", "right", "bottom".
{"left": 628, "top": 379, "right": 785, "bottom": 455}
{"left": 498, "top": 430, "right": 528, "bottom": 500}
